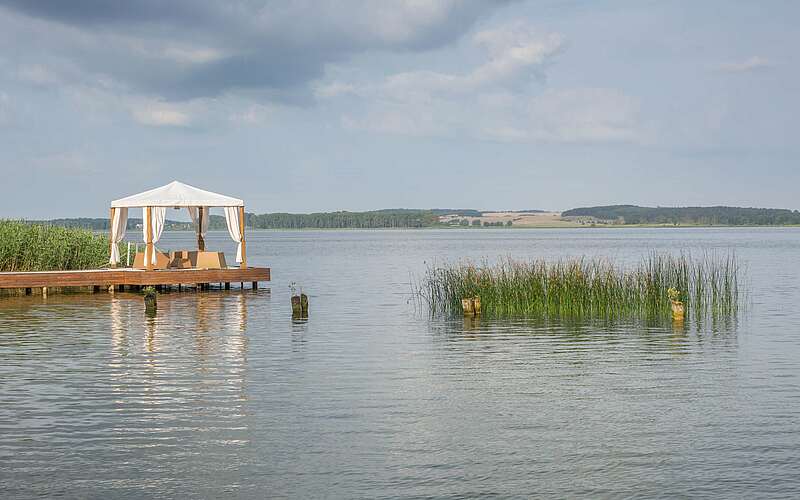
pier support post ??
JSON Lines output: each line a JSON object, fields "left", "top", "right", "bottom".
{"left": 42, "top": 287, "right": 47, "bottom": 298}
{"left": 252, "top": 281, "right": 258, "bottom": 290}
{"left": 225, "top": 282, "right": 230, "bottom": 290}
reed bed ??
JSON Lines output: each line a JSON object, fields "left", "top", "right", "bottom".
{"left": 418, "top": 253, "right": 740, "bottom": 319}
{"left": 0, "top": 220, "right": 115, "bottom": 272}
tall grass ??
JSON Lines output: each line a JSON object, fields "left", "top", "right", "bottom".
{"left": 0, "top": 220, "right": 114, "bottom": 271}
{"left": 418, "top": 253, "right": 740, "bottom": 319}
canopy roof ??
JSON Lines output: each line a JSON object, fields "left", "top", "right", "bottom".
{"left": 111, "top": 181, "right": 244, "bottom": 208}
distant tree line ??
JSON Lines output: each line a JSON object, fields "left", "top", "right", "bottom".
{"left": 25, "top": 210, "right": 441, "bottom": 230}
{"left": 563, "top": 205, "right": 800, "bottom": 225}
{"left": 30, "top": 204, "right": 800, "bottom": 230}
{"left": 247, "top": 210, "right": 439, "bottom": 229}
{"left": 25, "top": 218, "right": 198, "bottom": 231}
{"left": 430, "top": 208, "right": 483, "bottom": 217}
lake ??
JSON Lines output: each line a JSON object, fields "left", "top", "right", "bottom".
{"left": 2, "top": 228, "right": 800, "bottom": 498}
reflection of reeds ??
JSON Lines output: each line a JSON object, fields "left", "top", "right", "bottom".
{"left": 417, "top": 253, "right": 740, "bottom": 319}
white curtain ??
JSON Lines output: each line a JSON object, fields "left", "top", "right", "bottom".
{"left": 108, "top": 207, "right": 128, "bottom": 264}
{"left": 187, "top": 206, "right": 209, "bottom": 239}
{"left": 224, "top": 207, "right": 243, "bottom": 263}
{"left": 143, "top": 207, "right": 167, "bottom": 264}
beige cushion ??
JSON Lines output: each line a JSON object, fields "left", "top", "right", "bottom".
{"left": 132, "top": 251, "right": 170, "bottom": 270}
{"left": 166, "top": 250, "right": 227, "bottom": 269}
{"left": 196, "top": 251, "right": 227, "bottom": 269}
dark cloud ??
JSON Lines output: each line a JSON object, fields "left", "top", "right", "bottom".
{"left": 0, "top": 0, "right": 215, "bottom": 26}
{"left": 0, "top": 0, "right": 513, "bottom": 101}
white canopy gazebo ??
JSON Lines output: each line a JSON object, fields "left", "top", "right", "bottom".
{"left": 109, "top": 181, "right": 247, "bottom": 270}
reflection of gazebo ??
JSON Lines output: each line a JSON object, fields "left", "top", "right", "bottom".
{"left": 109, "top": 181, "right": 247, "bottom": 271}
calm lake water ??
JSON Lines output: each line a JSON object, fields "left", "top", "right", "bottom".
{"left": 2, "top": 228, "right": 800, "bottom": 498}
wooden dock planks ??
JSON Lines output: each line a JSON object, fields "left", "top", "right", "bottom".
{"left": 0, "top": 267, "right": 270, "bottom": 289}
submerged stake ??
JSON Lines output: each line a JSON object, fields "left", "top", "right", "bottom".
{"left": 291, "top": 293, "right": 309, "bottom": 318}
{"left": 143, "top": 286, "right": 157, "bottom": 316}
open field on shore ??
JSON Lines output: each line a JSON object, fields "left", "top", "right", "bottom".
{"left": 439, "top": 211, "right": 608, "bottom": 228}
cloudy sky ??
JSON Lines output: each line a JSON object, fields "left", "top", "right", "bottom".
{"left": 0, "top": 0, "right": 796, "bottom": 217}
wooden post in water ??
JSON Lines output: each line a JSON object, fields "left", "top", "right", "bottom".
{"left": 144, "top": 287, "right": 157, "bottom": 316}
{"left": 291, "top": 296, "right": 302, "bottom": 316}
{"left": 300, "top": 294, "right": 308, "bottom": 315}
{"left": 292, "top": 293, "right": 309, "bottom": 318}
{"left": 461, "top": 296, "right": 481, "bottom": 316}
{"left": 145, "top": 206, "right": 154, "bottom": 271}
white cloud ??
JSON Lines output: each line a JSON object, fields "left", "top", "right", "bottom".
{"left": 715, "top": 56, "right": 772, "bottom": 73}
{"left": 372, "top": 24, "right": 563, "bottom": 99}
{"left": 313, "top": 82, "right": 357, "bottom": 99}
{"left": 120, "top": 37, "right": 226, "bottom": 64}
{"left": 229, "top": 104, "right": 272, "bottom": 125}
{"left": 28, "top": 151, "right": 99, "bottom": 175}
{"left": 16, "top": 64, "right": 60, "bottom": 85}
{"left": 132, "top": 104, "right": 191, "bottom": 127}
{"left": 522, "top": 88, "right": 640, "bottom": 143}
{"left": 0, "top": 0, "right": 510, "bottom": 100}
{"left": 0, "top": 92, "right": 10, "bottom": 126}
{"left": 319, "top": 22, "right": 639, "bottom": 144}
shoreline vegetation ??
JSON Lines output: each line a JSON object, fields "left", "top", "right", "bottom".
{"left": 417, "top": 254, "right": 740, "bottom": 320}
{"left": 0, "top": 220, "right": 131, "bottom": 272}
{"left": 21, "top": 205, "right": 800, "bottom": 230}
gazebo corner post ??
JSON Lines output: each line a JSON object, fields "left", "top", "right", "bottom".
{"left": 197, "top": 206, "right": 205, "bottom": 251}
{"left": 239, "top": 205, "right": 247, "bottom": 269}
{"left": 145, "top": 206, "right": 154, "bottom": 271}
{"left": 109, "top": 207, "right": 116, "bottom": 268}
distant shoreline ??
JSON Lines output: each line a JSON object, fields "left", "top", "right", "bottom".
{"left": 15, "top": 204, "right": 800, "bottom": 230}
{"left": 149, "top": 224, "right": 800, "bottom": 232}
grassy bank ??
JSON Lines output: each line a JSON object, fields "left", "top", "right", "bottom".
{"left": 0, "top": 220, "right": 112, "bottom": 272}
{"left": 418, "top": 253, "right": 740, "bottom": 319}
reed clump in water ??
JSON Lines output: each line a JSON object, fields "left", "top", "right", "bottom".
{"left": 418, "top": 253, "right": 739, "bottom": 319}
{"left": 0, "top": 220, "right": 111, "bottom": 271}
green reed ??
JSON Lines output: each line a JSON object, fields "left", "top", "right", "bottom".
{"left": 0, "top": 220, "right": 122, "bottom": 272}
{"left": 418, "top": 253, "right": 739, "bottom": 319}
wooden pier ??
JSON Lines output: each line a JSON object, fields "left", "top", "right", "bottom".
{"left": 0, "top": 267, "right": 270, "bottom": 292}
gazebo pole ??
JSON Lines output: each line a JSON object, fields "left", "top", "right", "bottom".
{"left": 239, "top": 206, "right": 247, "bottom": 269}
{"left": 109, "top": 207, "right": 116, "bottom": 268}
{"left": 146, "top": 206, "right": 154, "bottom": 271}
{"left": 197, "top": 207, "right": 205, "bottom": 251}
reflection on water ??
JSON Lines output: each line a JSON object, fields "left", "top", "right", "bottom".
{"left": 2, "top": 228, "right": 800, "bottom": 498}
{"left": 0, "top": 291, "right": 262, "bottom": 498}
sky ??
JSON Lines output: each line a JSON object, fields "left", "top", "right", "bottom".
{"left": 0, "top": 0, "right": 797, "bottom": 218}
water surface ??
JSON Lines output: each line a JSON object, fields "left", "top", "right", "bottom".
{"left": 2, "top": 228, "right": 799, "bottom": 498}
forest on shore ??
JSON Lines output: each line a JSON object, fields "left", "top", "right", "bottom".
{"left": 562, "top": 205, "right": 800, "bottom": 226}
{"left": 20, "top": 205, "right": 800, "bottom": 230}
